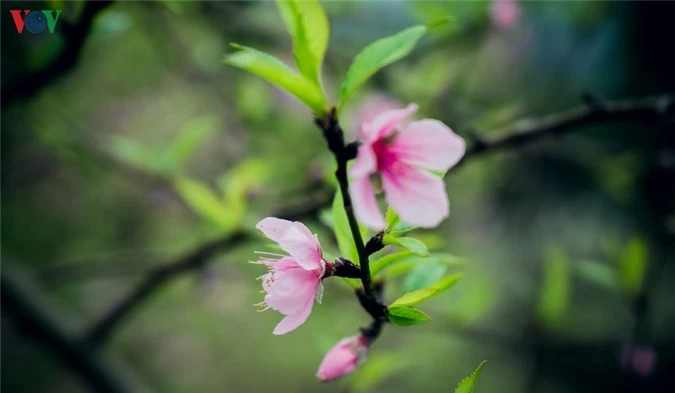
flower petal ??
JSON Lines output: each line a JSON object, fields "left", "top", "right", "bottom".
{"left": 258, "top": 218, "right": 324, "bottom": 271}
{"left": 264, "top": 261, "right": 320, "bottom": 316}
{"left": 356, "top": 95, "right": 401, "bottom": 129}
{"left": 256, "top": 217, "right": 296, "bottom": 243}
{"left": 272, "top": 295, "right": 314, "bottom": 335}
{"left": 360, "top": 103, "right": 418, "bottom": 142}
{"left": 349, "top": 144, "right": 377, "bottom": 178}
{"left": 349, "top": 176, "right": 386, "bottom": 230}
{"left": 382, "top": 164, "right": 449, "bottom": 228}
{"left": 391, "top": 119, "right": 465, "bottom": 172}
{"left": 278, "top": 222, "right": 324, "bottom": 271}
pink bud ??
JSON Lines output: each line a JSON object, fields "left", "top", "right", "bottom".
{"left": 316, "top": 335, "right": 368, "bottom": 382}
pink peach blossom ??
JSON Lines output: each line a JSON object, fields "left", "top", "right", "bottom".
{"left": 316, "top": 335, "right": 368, "bottom": 382}
{"left": 254, "top": 217, "right": 331, "bottom": 335}
{"left": 491, "top": 0, "right": 520, "bottom": 29}
{"left": 621, "top": 344, "right": 657, "bottom": 377}
{"left": 348, "top": 103, "right": 465, "bottom": 229}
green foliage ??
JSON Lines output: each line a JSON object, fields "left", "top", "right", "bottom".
{"left": 384, "top": 207, "right": 418, "bottom": 237}
{"left": 174, "top": 177, "right": 237, "bottom": 231}
{"left": 576, "top": 236, "right": 649, "bottom": 298}
{"left": 338, "top": 25, "right": 427, "bottom": 110}
{"left": 403, "top": 261, "right": 447, "bottom": 292}
{"left": 576, "top": 260, "right": 621, "bottom": 292}
{"left": 223, "top": 44, "right": 327, "bottom": 115}
{"left": 217, "top": 158, "right": 269, "bottom": 218}
{"left": 454, "top": 361, "right": 487, "bottom": 393}
{"left": 431, "top": 273, "right": 462, "bottom": 292}
{"left": 108, "top": 135, "right": 160, "bottom": 174}
{"left": 372, "top": 251, "right": 464, "bottom": 278}
{"left": 107, "top": 115, "right": 216, "bottom": 176}
{"left": 537, "top": 247, "right": 571, "bottom": 326}
{"left": 170, "top": 116, "right": 218, "bottom": 170}
{"left": 383, "top": 235, "right": 429, "bottom": 256}
{"left": 384, "top": 206, "right": 400, "bottom": 229}
{"left": 387, "top": 306, "right": 431, "bottom": 326}
{"left": 276, "top": 0, "right": 329, "bottom": 88}
{"left": 391, "top": 287, "right": 439, "bottom": 307}
{"left": 393, "top": 273, "right": 462, "bottom": 307}
{"left": 371, "top": 251, "right": 415, "bottom": 276}
{"left": 617, "top": 237, "right": 648, "bottom": 297}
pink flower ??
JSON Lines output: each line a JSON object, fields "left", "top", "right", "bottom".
{"left": 316, "top": 335, "right": 368, "bottom": 382}
{"left": 349, "top": 103, "right": 465, "bottom": 229}
{"left": 621, "top": 344, "right": 657, "bottom": 377}
{"left": 254, "top": 217, "right": 331, "bottom": 335}
{"left": 490, "top": 0, "right": 520, "bottom": 29}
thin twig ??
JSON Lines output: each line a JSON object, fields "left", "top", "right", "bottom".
{"left": 84, "top": 231, "right": 248, "bottom": 346}
{"left": 2, "top": 1, "right": 114, "bottom": 108}
{"left": 1, "top": 273, "right": 128, "bottom": 393}
{"left": 461, "top": 94, "right": 674, "bottom": 163}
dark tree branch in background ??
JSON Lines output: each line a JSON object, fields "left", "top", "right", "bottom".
{"left": 84, "top": 231, "right": 247, "bottom": 346}
{"left": 1, "top": 273, "right": 128, "bottom": 393}
{"left": 83, "top": 189, "right": 331, "bottom": 347}
{"left": 1, "top": 1, "right": 113, "bottom": 108}
{"left": 462, "top": 93, "right": 674, "bottom": 163}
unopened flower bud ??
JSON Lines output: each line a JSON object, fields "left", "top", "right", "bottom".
{"left": 316, "top": 335, "right": 368, "bottom": 382}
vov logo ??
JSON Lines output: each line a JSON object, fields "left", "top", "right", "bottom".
{"left": 9, "top": 10, "right": 62, "bottom": 34}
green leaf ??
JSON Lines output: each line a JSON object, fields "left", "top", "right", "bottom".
{"left": 338, "top": 25, "right": 427, "bottom": 110}
{"left": 384, "top": 206, "right": 400, "bottom": 229}
{"left": 384, "top": 207, "right": 418, "bottom": 237}
{"left": 389, "top": 221, "right": 418, "bottom": 237}
{"left": 371, "top": 251, "right": 414, "bottom": 276}
{"left": 107, "top": 135, "right": 160, "bottom": 175}
{"left": 382, "top": 259, "right": 418, "bottom": 279}
{"left": 383, "top": 235, "right": 429, "bottom": 256}
{"left": 393, "top": 273, "right": 462, "bottom": 308}
{"left": 431, "top": 273, "right": 462, "bottom": 293}
{"left": 216, "top": 159, "right": 269, "bottom": 225}
{"left": 174, "top": 177, "right": 236, "bottom": 230}
{"left": 170, "top": 116, "right": 217, "bottom": 170}
{"left": 391, "top": 287, "right": 439, "bottom": 307}
{"left": 276, "top": 0, "right": 329, "bottom": 88}
{"left": 332, "top": 190, "right": 367, "bottom": 263}
{"left": 427, "top": 16, "right": 454, "bottom": 31}
{"left": 618, "top": 237, "right": 648, "bottom": 297}
{"left": 223, "top": 44, "right": 327, "bottom": 115}
{"left": 454, "top": 361, "right": 487, "bottom": 393}
{"left": 387, "top": 306, "right": 431, "bottom": 326}
{"left": 537, "top": 247, "right": 571, "bottom": 326}
{"left": 403, "top": 261, "right": 447, "bottom": 292}
{"left": 576, "top": 260, "right": 620, "bottom": 292}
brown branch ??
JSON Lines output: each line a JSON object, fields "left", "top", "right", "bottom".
{"left": 460, "top": 93, "right": 674, "bottom": 163}
{"left": 2, "top": 1, "right": 114, "bottom": 108}
{"left": 1, "top": 273, "right": 129, "bottom": 393}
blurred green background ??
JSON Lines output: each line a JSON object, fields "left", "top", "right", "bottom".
{"left": 2, "top": 1, "right": 674, "bottom": 392}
